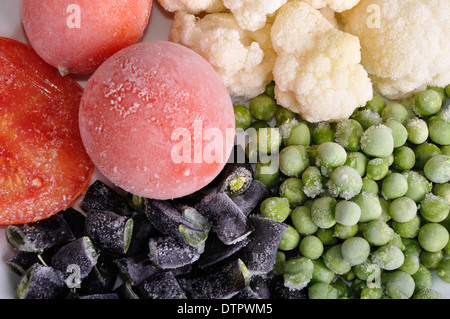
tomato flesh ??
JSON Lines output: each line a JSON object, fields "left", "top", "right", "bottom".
{"left": 0, "top": 37, "right": 94, "bottom": 224}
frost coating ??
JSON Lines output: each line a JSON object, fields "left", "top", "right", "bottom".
{"left": 270, "top": 1, "right": 372, "bottom": 123}
{"left": 157, "top": 0, "right": 225, "bottom": 13}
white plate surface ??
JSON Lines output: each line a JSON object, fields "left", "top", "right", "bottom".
{"left": 0, "top": 0, "right": 449, "bottom": 299}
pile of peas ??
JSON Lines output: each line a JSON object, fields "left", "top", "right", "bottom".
{"left": 234, "top": 83, "right": 450, "bottom": 299}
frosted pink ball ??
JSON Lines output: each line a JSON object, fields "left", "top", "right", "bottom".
{"left": 79, "top": 41, "right": 235, "bottom": 200}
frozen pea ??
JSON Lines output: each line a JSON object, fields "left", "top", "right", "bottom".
{"left": 402, "top": 170, "right": 432, "bottom": 203}
{"left": 391, "top": 215, "right": 421, "bottom": 239}
{"left": 334, "top": 200, "right": 361, "bottom": 226}
{"left": 360, "top": 286, "right": 383, "bottom": 299}
{"left": 272, "top": 251, "right": 286, "bottom": 275}
{"left": 381, "top": 103, "right": 409, "bottom": 125}
{"left": 384, "top": 119, "right": 408, "bottom": 148}
{"left": 363, "top": 220, "right": 394, "bottom": 246}
{"left": 378, "top": 197, "right": 392, "bottom": 222}
{"left": 414, "top": 143, "right": 441, "bottom": 170}
{"left": 341, "top": 237, "right": 370, "bottom": 266}
{"left": 413, "top": 289, "right": 443, "bottom": 299}
{"left": 393, "top": 146, "right": 415, "bottom": 171}
{"left": 360, "top": 124, "right": 394, "bottom": 158}
{"left": 361, "top": 178, "right": 379, "bottom": 194}
{"left": 332, "top": 277, "right": 351, "bottom": 298}
{"left": 279, "top": 177, "right": 307, "bottom": 207}
{"left": 352, "top": 191, "right": 382, "bottom": 223}
{"left": 334, "top": 224, "right": 358, "bottom": 240}
{"left": 386, "top": 270, "right": 415, "bottom": 299}
{"left": 308, "top": 282, "right": 339, "bottom": 299}
{"left": 344, "top": 152, "right": 367, "bottom": 177}
{"left": 424, "top": 155, "right": 450, "bottom": 183}
{"left": 371, "top": 244, "right": 405, "bottom": 270}
{"left": 283, "top": 121, "right": 311, "bottom": 147}
{"left": 389, "top": 196, "right": 417, "bottom": 223}
{"left": 428, "top": 111, "right": 450, "bottom": 145}
{"left": 432, "top": 183, "right": 450, "bottom": 205}
{"left": 278, "top": 224, "right": 301, "bottom": 251}
{"left": 414, "top": 89, "right": 442, "bottom": 116}
{"left": 291, "top": 206, "right": 318, "bottom": 235}
{"left": 254, "top": 159, "right": 279, "bottom": 188}
{"left": 381, "top": 172, "right": 408, "bottom": 199}
{"left": 427, "top": 86, "right": 446, "bottom": 106}
{"left": 312, "top": 122, "right": 335, "bottom": 144}
{"left": 326, "top": 166, "right": 363, "bottom": 200}
{"left": 419, "top": 193, "right": 450, "bottom": 222}
{"left": 278, "top": 145, "right": 309, "bottom": 177}
{"left": 249, "top": 94, "right": 276, "bottom": 121}
{"left": 441, "top": 145, "right": 450, "bottom": 156}
{"left": 323, "top": 244, "right": 352, "bottom": 275}
{"left": 301, "top": 166, "right": 323, "bottom": 198}
{"left": 275, "top": 106, "right": 296, "bottom": 126}
{"left": 233, "top": 103, "right": 252, "bottom": 130}
{"left": 334, "top": 119, "right": 363, "bottom": 151}
{"left": 264, "top": 81, "right": 275, "bottom": 99}
{"left": 353, "top": 260, "right": 382, "bottom": 283}
{"left": 283, "top": 256, "right": 314, "bottom": 290}
{"left": 420, "top": 250, "right": 444, "bottom": 270}
{"left": 366, "top": 158, "right": 389, "bottom": 181}
{"left": 253, "top": 127, "right": 282, "bottom": 155}
{"left": 402, "top": 238, "right": 421, "bottom": 256}
{"left": 315, "top": 142, "right": 347, "bottom": 176}
{"left": 406, "top": 118, "right": 429, "bottom": 144}
{"left": 399, "top": 252, "right": 420, "bottom": 276}
{"left": 311, "top": 259, "right": 335, "bottom": 284}
{"left": 299, "top": 235, "right": 324, "bottom": 260}
{"left": 387, "top": 232, "right": 405, "bottom": 251}
{"left": 363, "top": 94, "right": 386, "bottom": 114}
{"left": 316, "top": 228, "right": 339, "bottom": 246}
{"left": 437, "top": 259, "right": 450, "bottom": 283}
{"left": 446, "top": 84, "right": 450, "bottom": 97}
{"left": 351, "top": 109, "right": 383, "bottom": 130}
{"left": 418, "top": 223, "right": 449, "bottom": 252}
{"left": 311, "top": 197, "right": 337, "bottom": 229}
{"left": 412, "top": 264, "right": 432, "bottom": 292}
{"left": 260, "top": 197, "right": 291, "bottom": 222}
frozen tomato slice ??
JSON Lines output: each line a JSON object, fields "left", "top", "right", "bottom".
{"left": 0, "top": 37, "right": 94, "bottom": 224}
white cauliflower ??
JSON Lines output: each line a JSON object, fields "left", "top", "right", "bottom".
{"left": 156, "top": 0, "right": 225, "bottom": 14}
{"left": 169, "top": 11, "right": 276, "bottom": 98}
{"left": 222, "top": 0, "right": 287, "bottom": 31}
{"left": 300, "top": 0, "right": 360, "bottom": 12}
{"left": 341, "top": 0, "right": 450, "bottom": 100}
{"left": 271, "top": 1, "right": 372, "bottom": 123}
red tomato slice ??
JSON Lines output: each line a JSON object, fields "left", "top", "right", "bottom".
{"left": 0, "top": 37, "right": 94, "bottom": 224}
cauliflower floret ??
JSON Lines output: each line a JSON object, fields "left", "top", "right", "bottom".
{"left": 156, "top": 0, "right": 225, "bottom": 14}
{"left": 271, "top": 1, "right": 372, "bottom": 123}
{"left": 222, "top": 0, "right": 287, "bottom": 31}
{"left": 341, "top": 0, "right": 450, "bottom": 100}
{"left": 169, "top": 11, "right": 276, "bottom": 99}
{"left": 301, "top": 0, "right": 361, "bottom": 12}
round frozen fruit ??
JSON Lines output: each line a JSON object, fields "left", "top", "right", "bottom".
{"left": 0, "top": 37, "right": 94, "bottom": 224}
{"left": 79, "top": 41, "right": 235, "bottom": 200}
{"left": 20, "top": 0, "right": 152, "bottom": 75}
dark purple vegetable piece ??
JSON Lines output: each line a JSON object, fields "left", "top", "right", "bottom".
{"left": 15, "top": 263, "right": 67, "bottom": 299}
{"left": 216, "top": 162, "right": 253, "bottom": 196}
{"left": 234, "top": 275, "right": 271, "bottom": 299}
{"left": 126, "top": 212, "right": 158, "bottom": 256}
{"left": 7, "top": 251, "right": 41, "bottom": 276}
{"left": 114, "top": 281, "right": 140, "bottom": 299}
{"left": 196, "top": 233, "right": 249, "bottom": 269}
{"left": 81, "top": 180, "right": 135, "bottom": 217}
{"left": 137, "top": 271, "right": 187, "bottom": 299}
{"left": 186, "top": 259, "right": 249, "bottom": 299}
{"left": 85, "top": 210, "right": 134, "bottom": 254}
{"left": 148, "top": 236, "right": 204, "bottom": 269}
{"left": 231, "top": 180, "right": 269, "bottom": 216}
{"left": 78, "top": 253, "right": 118, "bottom": 295}
{"left": 60, "top": 207, "right": 86, "bottom": 239}
{"left": 237, "top": 215, "right": 287, "bottom": 274}
{"left": 195, "top": 192, "right": 254, "bottom": 245}
{"left": 169, "top": 191, "right": 206, "bottom": 208}
{"left": 271, "top": 275, "right": 308, "bottom": 299}
{"left": 5, "top": 214, "right": 75, "bottom": 253}
{"left": 79, "top": 293, "right": 119, "bottom": 299}
{"left": 113, "top": 253, "right": 160, "bottom": 286}
{"left": 51, "top": 236, "right": 98, "bottom": 287}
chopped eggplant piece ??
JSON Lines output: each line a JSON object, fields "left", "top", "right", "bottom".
{"left": 231, "top": 180, "right": 269, "bottom": 216}
{"left": 114, "top": 253, "right": 160, "bottom": 286}
{"left": 196, "top": 233, "right": 249, "bottom": 269}
{"left": 15, "top": 263, "right": 67, "bottom": 299}
{"left": 217, "top": 162, "right": 253, "bottom": 196}
{"left": 81, "top": 180, "right": 135, "bottom": 217}
{"left": 51, "top": 236, "right": 98, "bottom": 288}
{"left": 78, "top": 253, "right": 118, "bottom": 295}
{"left": 169, "top": 191, "right": 206, "bottom": 208}
{"left": 7, "top": 251, "right": 41, "bottom": 276}
{"left": 145, "top": 199, "right": 206, "bottom": 246}
{"left": 114, "top": 281, "right": 140, "bottom": 299}
{"left": 237, "top": 216, "right": 287, "bottom": 274}
{"left": 126, "top": 212, "right": 158, "bottom": 256}
{"left": 178, "top": 205, "right": 211, "bottom": 247}
{"left": 79, "top": 293, "right": 119, "bottom": 299}
{"left": 195, "top": 192, "right": 254, "bottom": 245}
{"left": 6, "top": 214, "right": 75, "bottom": 253}
{"left": 60, "top": 208, "right": 86, "bottom": 239}
{"left": 148, "top": 236, "right": 204, "bottom": 269}
{"left": 85, "top": 210, "right": 134, "bottom": 254}
{"left": 248, "top": 275, "right": 272, "bottom": 299}
{"left": 186, "top": 259, "right": 250, "bottom": 299}
{"left": 232, "top": 286, "right": 261, "bottom": 299}
{"left": 137, "top": 271, "right": 187, "bottom": 299}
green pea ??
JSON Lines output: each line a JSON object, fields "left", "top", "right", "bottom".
{"left": 402, "top": 238, "right": 421, "bottom": 256}
{"left": 341, "top": 237, "right": 370, "bottom": 266}
{"left": 278, "top": 224, "right": 301, "bottom": 251}
{"left": 345, "top": 152, "right": 367, "bottom": 177}
{"left": 308, "top": 282, "right": 339, "bottom": 299}
{"left": 334, "top": 224, "right": 358, "bottom": 240}
{"left": 279, "top": 177, "right": 307, "bottom": 207}
{"left": 441, "top": 145, "right": 450, "bottom": 156}
{"left": 301, "top": 166, "right": 324, "bottom": 198}
{"left": 352, "top": 191, "right": 382, "bottom": 223}
{"left": 399, "top": 252, "right": 420, "bottom": 275}
{"left": 432, "top": 183, "right": 450, "bottom": 205}
{"left": 264, "top": 81, "right": 275, "bottom": 99}
{"left": 427, "top": 86, "right": 446, "bottom": 106}
{"left": 334, "top": 200, "right": 361, "bottom": 226}
{"left": 412, "top": 264, "right": 432, "bottom": 292}
{"left": 384, "top": 119, "right": 408, "bottom": 148}
{"left": 361, "top": 178, "right": 379, "bottom": 194}
{"left": 284, "top": 256, "right": 314, "bottom": 290}
{"left": 315, "top": 142, "right": 347, "bottom": 176}
{"left": 272, "top": 251, "right": 286, "bottom": 274}
{"left": 353, "top": 260, "right": 382, "bottom": 283}
{"left": 260, "top": 197, "right": 291, "bottom": 222}
{"left": 386, "top": 270, "right": 415, "bottom": 299}
{"left": 282, "top": 121, "right": 311, "bottom": 146}
{"left": 233, "top": 103, "right": 252, "bottom": 130}
{"left": 326, "top": 166, "right": 363, "bottom": 200}
{"left": 424, "top": 154, "right": 450, "bottom": 183}
{"left": 406, "top": 117, "right": 429, "bottom": 144}
{"left": 414, "top": 143, "right": 441, "bottom": 170}
{"left": 437, "top": 259, "right": 450, "bottom": 283}
{"left": 278, "top": 145, "right": 309, "bottom": 177}
{"left": 334, "top": 119, "right": 363, "bottom": 151}
{"left": 351, "top": 109, "right": 382, "bottom": 130}
{"left": 389, "top": 196, "right": 417, "bottom": 223}
{"left": 299, "top": 235, "right": 324, "bottom": 260}
{"left": 360, "top": 124, "right": 394, "bottom": 158}
{"left": 363, "top": 220, "right": 394, "bottom": 246}
{"left": 413, "top": 289, "right": 443, "bottom": 299}
{"left": 323, "top": 244, "right": 352, "bottom": 275}
{"left": 419, "top": 193, "right": 450, "bottom": 222}
{"left": 316, "top": 228, "right": 339, "bottom": 246}
{"left": 366, "top": 158, "right": 389, "bottom": 180}
{"left": 414, "top": 89, "right": 442, "bottom": 116}
{"left": 428, "top": 111, "right": 450, "bottom": 145}
{"left": 275, "top": 106, "right": 296, "bottom": 126}
{"left": 445, "top": 84, "right": 450, "bottom": 97}
{"left": 361, "top": 286, "right": 383, "bottom": 299}
{"left": 391, "top": 215, "right": 421, "bottom": 239}
{"left": 381, "top": 172, "right": 408, "bottom": 199}
{"left": 311, "top": 197, "right": 337, "bottom": 229}
{"left": 371, "top": 244, "right": 404, "bottom": 270}
{"left": 418, "top": 223, "right": 449, "bottom": 252}
{"left": 393, "top": 146, "right": 415, "bottom": 171}
{"left": 312, "top": 122, "right": 335, "bottom": 144}
{"left": 420, "top": 250, "right": 444, "bottom": 270}
{"left": 381, "top": 103, "right": 410, "bottom": 125}
{"left": 252, "top": 127, "right": 282, "bottom": 155}
{"left": 332, "top": 277, "right": 351, "bottom": 298}
{"left": 254, "top": 159, "right": 279, "bottom": 188}
{"left": 402, "top": 170, "right": 432, "bottom": 203}
{"left": 248, "top": 120, "right": 269, "bottom": 130}
{"left": 249, "top": 94, "right": 276, "bottom": 121}
{"left": 311, "top": 259, "right": 335, "bottom": 284}
{"left": 362, "top": 94, "right": 386, "bottom": 114}
{"left": 291, "top": 206, "right": 318, "bottom": 235}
